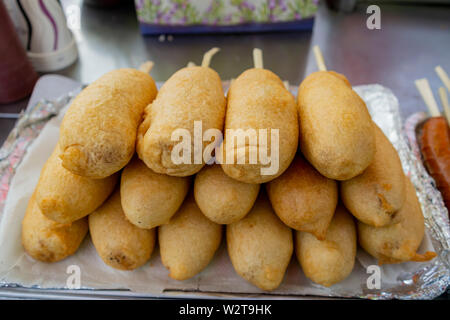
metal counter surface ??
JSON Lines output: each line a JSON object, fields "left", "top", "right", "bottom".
{"left": 1, "top": 1, "right": 449, "bottom": 145}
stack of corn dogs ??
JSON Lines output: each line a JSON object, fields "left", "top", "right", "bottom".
{"left": 21, "top": 46, "right": 436, "bottom": 291}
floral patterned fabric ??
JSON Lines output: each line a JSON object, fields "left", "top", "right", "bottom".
{"left": 135, "top": 0, "right": 318, "bottom": 26}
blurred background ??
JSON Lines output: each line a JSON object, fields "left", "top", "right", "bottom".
{"left": 0, "top": 0, "right": 449, "bottom": 144}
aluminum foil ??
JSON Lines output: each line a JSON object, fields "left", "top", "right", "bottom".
{"left": 0, "top": 83, "right": 449, "bottom": 299}
{"left": 352, "top": 86, "right": 450, "bottom": 299}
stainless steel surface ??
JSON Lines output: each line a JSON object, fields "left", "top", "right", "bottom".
{"left": 0, "top": 114, "right": 20, "bottom": 119}
{"left": 58, "top": 0, "right": 313, "bottom": 84}
{"left": 61, "top": 0, "right": 450, "bottom": 121}
{"left": 0, "top": 98, "right": 28, "bottom": 146}
{"left": 308, "top": 2, "right": 450, "bottom": 120}
{"left": 1, "top": 0, "right": 449, "bottom": 146}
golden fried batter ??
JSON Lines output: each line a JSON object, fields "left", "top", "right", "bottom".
{"left": 22, "top": 193, "right": 88, "bottom": 263}
{"left": 227, "top": 192, "right": 293, "bottom": 291}
{"left": 194, "top": 164, "right": 259, "bottom": 224}
{"left": 137, "top": 66, "right": 226, "bottom": 176}
{"left": 159, "top": 194, "right": 222, "bottom": 280}
{"left": 295, "top": 205, "right": 356, "bottom": 287}
{"left": 60, "top": 69, "right": 157, "bottom": 178}
{"left": 358, "top": 177, "right": 436, "bottom": 264}
{"left": 221, "top": 68, "right": 298, "bottom": 184}
{"left": 267, "top": 154, "right": 337, "bottom": 240}
{"left": 121, "top": 157, "right": 189, "bottom": 229}
{"left": 341, "top": 123, "right": 405, "bottom": 226}
{"left": 89, "top": 190, "right": 155, "bottom": 270}
{"left": 297, "top": 71, "right": 375, "bottom": 180}
{"left": 36, "top": 145, "right": 118, "bottom": 224}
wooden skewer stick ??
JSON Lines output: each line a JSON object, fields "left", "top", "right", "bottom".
{"left": 435, "top": 65, "right": 450, "bottom": 92}
{"left": 252, "top": 49, "right": 291, "bottom": 90}
{"left": 438, "top": 87, "right": 450, "bottom": 125}
{"left": 415, "top": 78, "right": 441, "bottom": 117}
{"left": 253, "top": 48, "right": 263, "bottom": 69}
{"left": 139, "top": 61, "right": 154, "bottom": 74}
{"left": 187, "top": 61, "right": 196, "bottom": 67}
{"left": 251, "top": 49, "right": 291, "bottom": 91}
{"left": 201, "top": 47, "right": 220, "bottom": 68}
{"left": 313, "top": 45, "right": 327, "bottom": 71}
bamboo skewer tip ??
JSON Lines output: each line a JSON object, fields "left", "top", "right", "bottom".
{"left": 201, "top": 47, "right": 220, "bottom": 68}
{"left": 313, "top": 45, "right": 327, "bottom": 72}
{"left": 139, "top": 61, "right": 154, "bottom": 74}
{"left": 415, "top": 78, "right": 441, "bottom": 118}
{"left": 438, "top": 87, "right": 450, "bottom": 125}
{"left": 253, "top": 48, "right": 263, "bottom": 69}
{"left": 435, "top": 65, "right": 450, "bottom": 92}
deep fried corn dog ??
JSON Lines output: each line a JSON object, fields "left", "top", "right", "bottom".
{"left": 22, "top": 193, "right": 88, "bottom": 263}
{"left": 137, "top": 48, "right": 226, "bottom": 176}
{"left": 221, "top": 49, "right": 298, "bottom": 183}
{"left": 60, "top": 67, "right": 157, "bottom": 178}
{"left": 358, "top": 177, "right": 436, "bottom": 264}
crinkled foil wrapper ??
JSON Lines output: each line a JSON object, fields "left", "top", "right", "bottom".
{"left": 352, "top": 85, "right": 450, "bottom": 299}
{"left": 0, "top": 83, "right": 449, "bottom": 299}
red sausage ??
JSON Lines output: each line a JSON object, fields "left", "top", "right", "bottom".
{"left": 419, "top": 116, "right": 450, "bottom": 211}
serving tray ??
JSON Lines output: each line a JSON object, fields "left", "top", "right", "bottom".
{"left": 0, "top": 76, "right": 449, "bottom": 299}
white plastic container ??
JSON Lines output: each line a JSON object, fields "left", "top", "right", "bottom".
{"left": 5, "top": 0, "right": 78, "bottom": 72}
